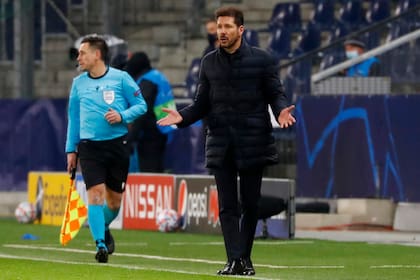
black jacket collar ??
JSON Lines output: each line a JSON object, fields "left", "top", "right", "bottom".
{"left": 218, "top": 38, "right": 251, "bottom": 58}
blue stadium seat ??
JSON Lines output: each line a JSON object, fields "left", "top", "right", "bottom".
{"left": 294, "top": 22, "right": 321, "bottom": 53}
{"left": 286, "top": 49, "right": 312, "bottom": 96}
{"left": 326, "top": 20, "right": 349, "bottom": 43}
{"left": 185, "top": 58, "right": 201, "bottom": 98}
{"left": 395, "top": 0, "right": 420, "bottom": 31}
{"left": 266, "top": 25, "right": 292, "bottom": 62}
{"left": 339, "top": 0, "right": 366, "bottom": 30}
{"left": 395, "top": 0, "right": 419, "bottom": 14}
{"left": 386, "top": 20, "right": 410, "bottom": 52}
{"left": 243, "top": 29, "right": 260, "bottom": 47}
{"left": 385, "top": 51, "right": 409, "bottom": 81}
{"left": 360, "top": 30, "right": 381, "bottom": 49}
{"left": 382, "top": 20, "right": 412, "bottom": 80}
{"left": 310, "top": 0, "right": 337, "bottom": 31}
{"left": 268, "top": 3, "right": 302, "bottom": 32}
{"left": 406, "top": 45, "right": 420, "bottom": 79}
{"left": 319, "top": 51, "right": 345, "bottom": 71}
{"left": 365, "top": 0, "right": 391, "bottom": 24}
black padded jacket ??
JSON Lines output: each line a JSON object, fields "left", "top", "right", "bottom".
{"left": 178, "top": 40, "right": 289, "bottom": 169}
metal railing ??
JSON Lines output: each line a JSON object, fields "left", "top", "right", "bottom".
{"left": 312, "top": 28, "right": 420, "bottom": 83}
{"left": 279, "top": 4, "right": 420, "bottom": 70}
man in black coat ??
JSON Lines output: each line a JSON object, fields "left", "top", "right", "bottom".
{"left": 157, "top": 6, "right": 295, "bottom": 276}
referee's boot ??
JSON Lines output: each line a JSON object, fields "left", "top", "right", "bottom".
{"left": 95, "top": 240, "right": 108, "bottom": 263}
{"left": 216, "top": 259, "right": 244, "bottom": 275}
{"left": 105, "top": 229, "right": 115, "bottom": 254}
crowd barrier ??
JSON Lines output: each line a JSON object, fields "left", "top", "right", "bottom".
{"left": 27, "top": 172, "right": 295, "bottom": 239}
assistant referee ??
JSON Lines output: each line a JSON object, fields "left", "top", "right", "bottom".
{"left": 65, "top": 35, "right": 147, "bottom": 263}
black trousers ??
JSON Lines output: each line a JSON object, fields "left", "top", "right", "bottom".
{"left": 211, "top": 148, "right": 264, "bottom": 261}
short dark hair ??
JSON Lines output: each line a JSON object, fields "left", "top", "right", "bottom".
{"left": 215, "top": 6, "right": 244, "bottom": 27}
{"left": 124, "top": 51, "right": 152, "bottom": 79}
{"left": 205, "top": 18, "right": 216, "bottom": 24}
{"left": 344, "top": 39, "right": 366, "bottom": 49}
{"left": 81, "top": 35, "right": 109, "bottom": 62}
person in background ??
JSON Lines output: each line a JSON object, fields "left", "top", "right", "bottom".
{"left": 203, "top": 18, "right": 219, "bottom": 56}
{"left": 65, "top": 35, "right": 147, "bottom": 263}
{"left": 125, "top": 52, "right": 176, "bottom": 173}
{"left": 343, "top": 39, "right": 381, "bottom": 77}
{"left": 157, "top": 6, "right": 295, "bottom": 276}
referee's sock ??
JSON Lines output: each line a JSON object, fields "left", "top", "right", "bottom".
{"left": 103, "top": 202, "right": 120, "bottom": 230}
{"left": 88, "top": 204, "right": 106, "bottom": 248}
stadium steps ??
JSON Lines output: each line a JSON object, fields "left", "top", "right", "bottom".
{"left": 393, "top": 202, "right": 420, "bottom": 231}
{"left": 0, "top": 191, "right": 27, "bottom": 217}
{"left": 296, "top": 198, "right": 396, "bottom": 230}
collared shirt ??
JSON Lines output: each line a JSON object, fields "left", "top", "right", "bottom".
{"left": 65, "top": 67, "right": 147, "bottom": 153}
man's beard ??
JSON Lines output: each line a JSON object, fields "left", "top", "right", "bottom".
{"left": 221, "top": 35, "right": 240, "bottom": 50}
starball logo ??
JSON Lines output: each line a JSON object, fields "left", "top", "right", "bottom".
{"left": 176, "top": 179, "right": 220, "bottom": 229}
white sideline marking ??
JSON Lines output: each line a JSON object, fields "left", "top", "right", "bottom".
{"left": 0, "top": 253, "right": 276, "bottom": 280}
{"left": 170, "top": 241, "right": 314, "bottom": 246}
{"left": 370, "top": 265, "right": 420, "bottom": 269}
{"left": 22, "top": 243, "right": 149, "bottom": 248}
{"left": 0, "top": 253, "right": 219, "bottom": 278}
{"left": 3, "top": 244, "right": 344, "bottom": 269}
{"left": 83, "top": 242, "right": 148, "bottom": 247}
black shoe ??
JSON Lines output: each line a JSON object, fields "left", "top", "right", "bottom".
{"left": 242, "top": 258, "right": 256, "bottom": 276}
{"left": 105, "top": 229, "right": 115, "bottom": 254}
{"left": 216, "top": 259, "right": 244, "bottom": 275}
{"left": 95, "top": 247, "right": 108, "bottom": 263}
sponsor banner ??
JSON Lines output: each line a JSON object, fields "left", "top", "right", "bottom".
{"left": 27, "top": 172, "right": 69, "bottom": 226}
{"left": 75, "top": 174, "right": 124, "bottom": 229}
{"left": 123, "top": 174, "right": 175, "bottom": 230}
{"left": 175, "top": 175, "right": 221, "bottom": 234}
{"left": 27, "top": 171, "right": 122, "bottom": 229}
{"left": 175, "top": 175, "right": 294, "bottom": 238}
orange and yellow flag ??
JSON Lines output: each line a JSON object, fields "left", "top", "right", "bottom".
{"left": 60, "top": 169, "right": 87, "bottom": 246}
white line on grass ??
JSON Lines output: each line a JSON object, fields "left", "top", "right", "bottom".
{"left": 24, "top": 242, "right": 149, "bottom": 248}
{"left": 84, "top": 242, "right": 148, "bottom": 247}
{"left": 0, "top": 253, "right": 276, "bottom": 280}
{"left": 370, "top": 265, "right": 420, "bottom": 269}
{"left": 169, "top": 241, "right": 315, "bottom": 246}
{"left": 4, "top": 244, "right": 344, "bottom": 270}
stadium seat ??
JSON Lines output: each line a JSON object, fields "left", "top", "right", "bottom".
{"left": 266, "top": 25, "right": 292, "bottom": 61}
{"left": 243, "top": 29, "right": 260, "bottom": 47}
{"left": 310, "top": 0, "right": 337, "bottom": 31}
{"left": 386, "top": 51, "right": 409, "bottom": 81}
{"left": 268, "top": 3, "right": 302, "bottom": 32}
{"left": 395, "top": 0, "right": 420, "bottom": 31}
{"left": 319, "top": 51, "right": 345, "bottom": 71}
{"left": 360, "top": 30, "right": 381, "bottom": 49}
{"left": 294, "top": 22, "right": 321, "bottom": 53}
{"left": 386, "top": 22, "right": 410, "bottom": 52}
{"left": 406, "top": 45, "right": 420, "bottom": 79}
{"left": 185, "top": 58, "right": 201, "bottom": 98}
{"left": 395, "top": 0, "right": 419, "bottom": 14}
{"left": 326, "top": 20, "right": 349, "bottom": 43}
{"left": 339, "top": 0, "right": 366, "bottom": 30}
{"left": 365, "top": 0, "right": 391, "bottom": 24}
{"left": 383, "top": 15, "right": 413, "bottom": 78}
{"left": 286, "top": 49, "right": 312, "bottom": 96}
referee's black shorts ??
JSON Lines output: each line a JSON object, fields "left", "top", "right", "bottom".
{"left": 78, "top": 135, "right": 130, "bottom": 193}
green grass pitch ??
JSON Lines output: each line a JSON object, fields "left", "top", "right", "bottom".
{"left": 0, "top": 218, "right": 419, "bottom": 279}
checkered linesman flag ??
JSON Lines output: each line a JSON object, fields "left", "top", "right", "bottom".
{"left": 60, "top": 167, "right": 87, "bottom": 246}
